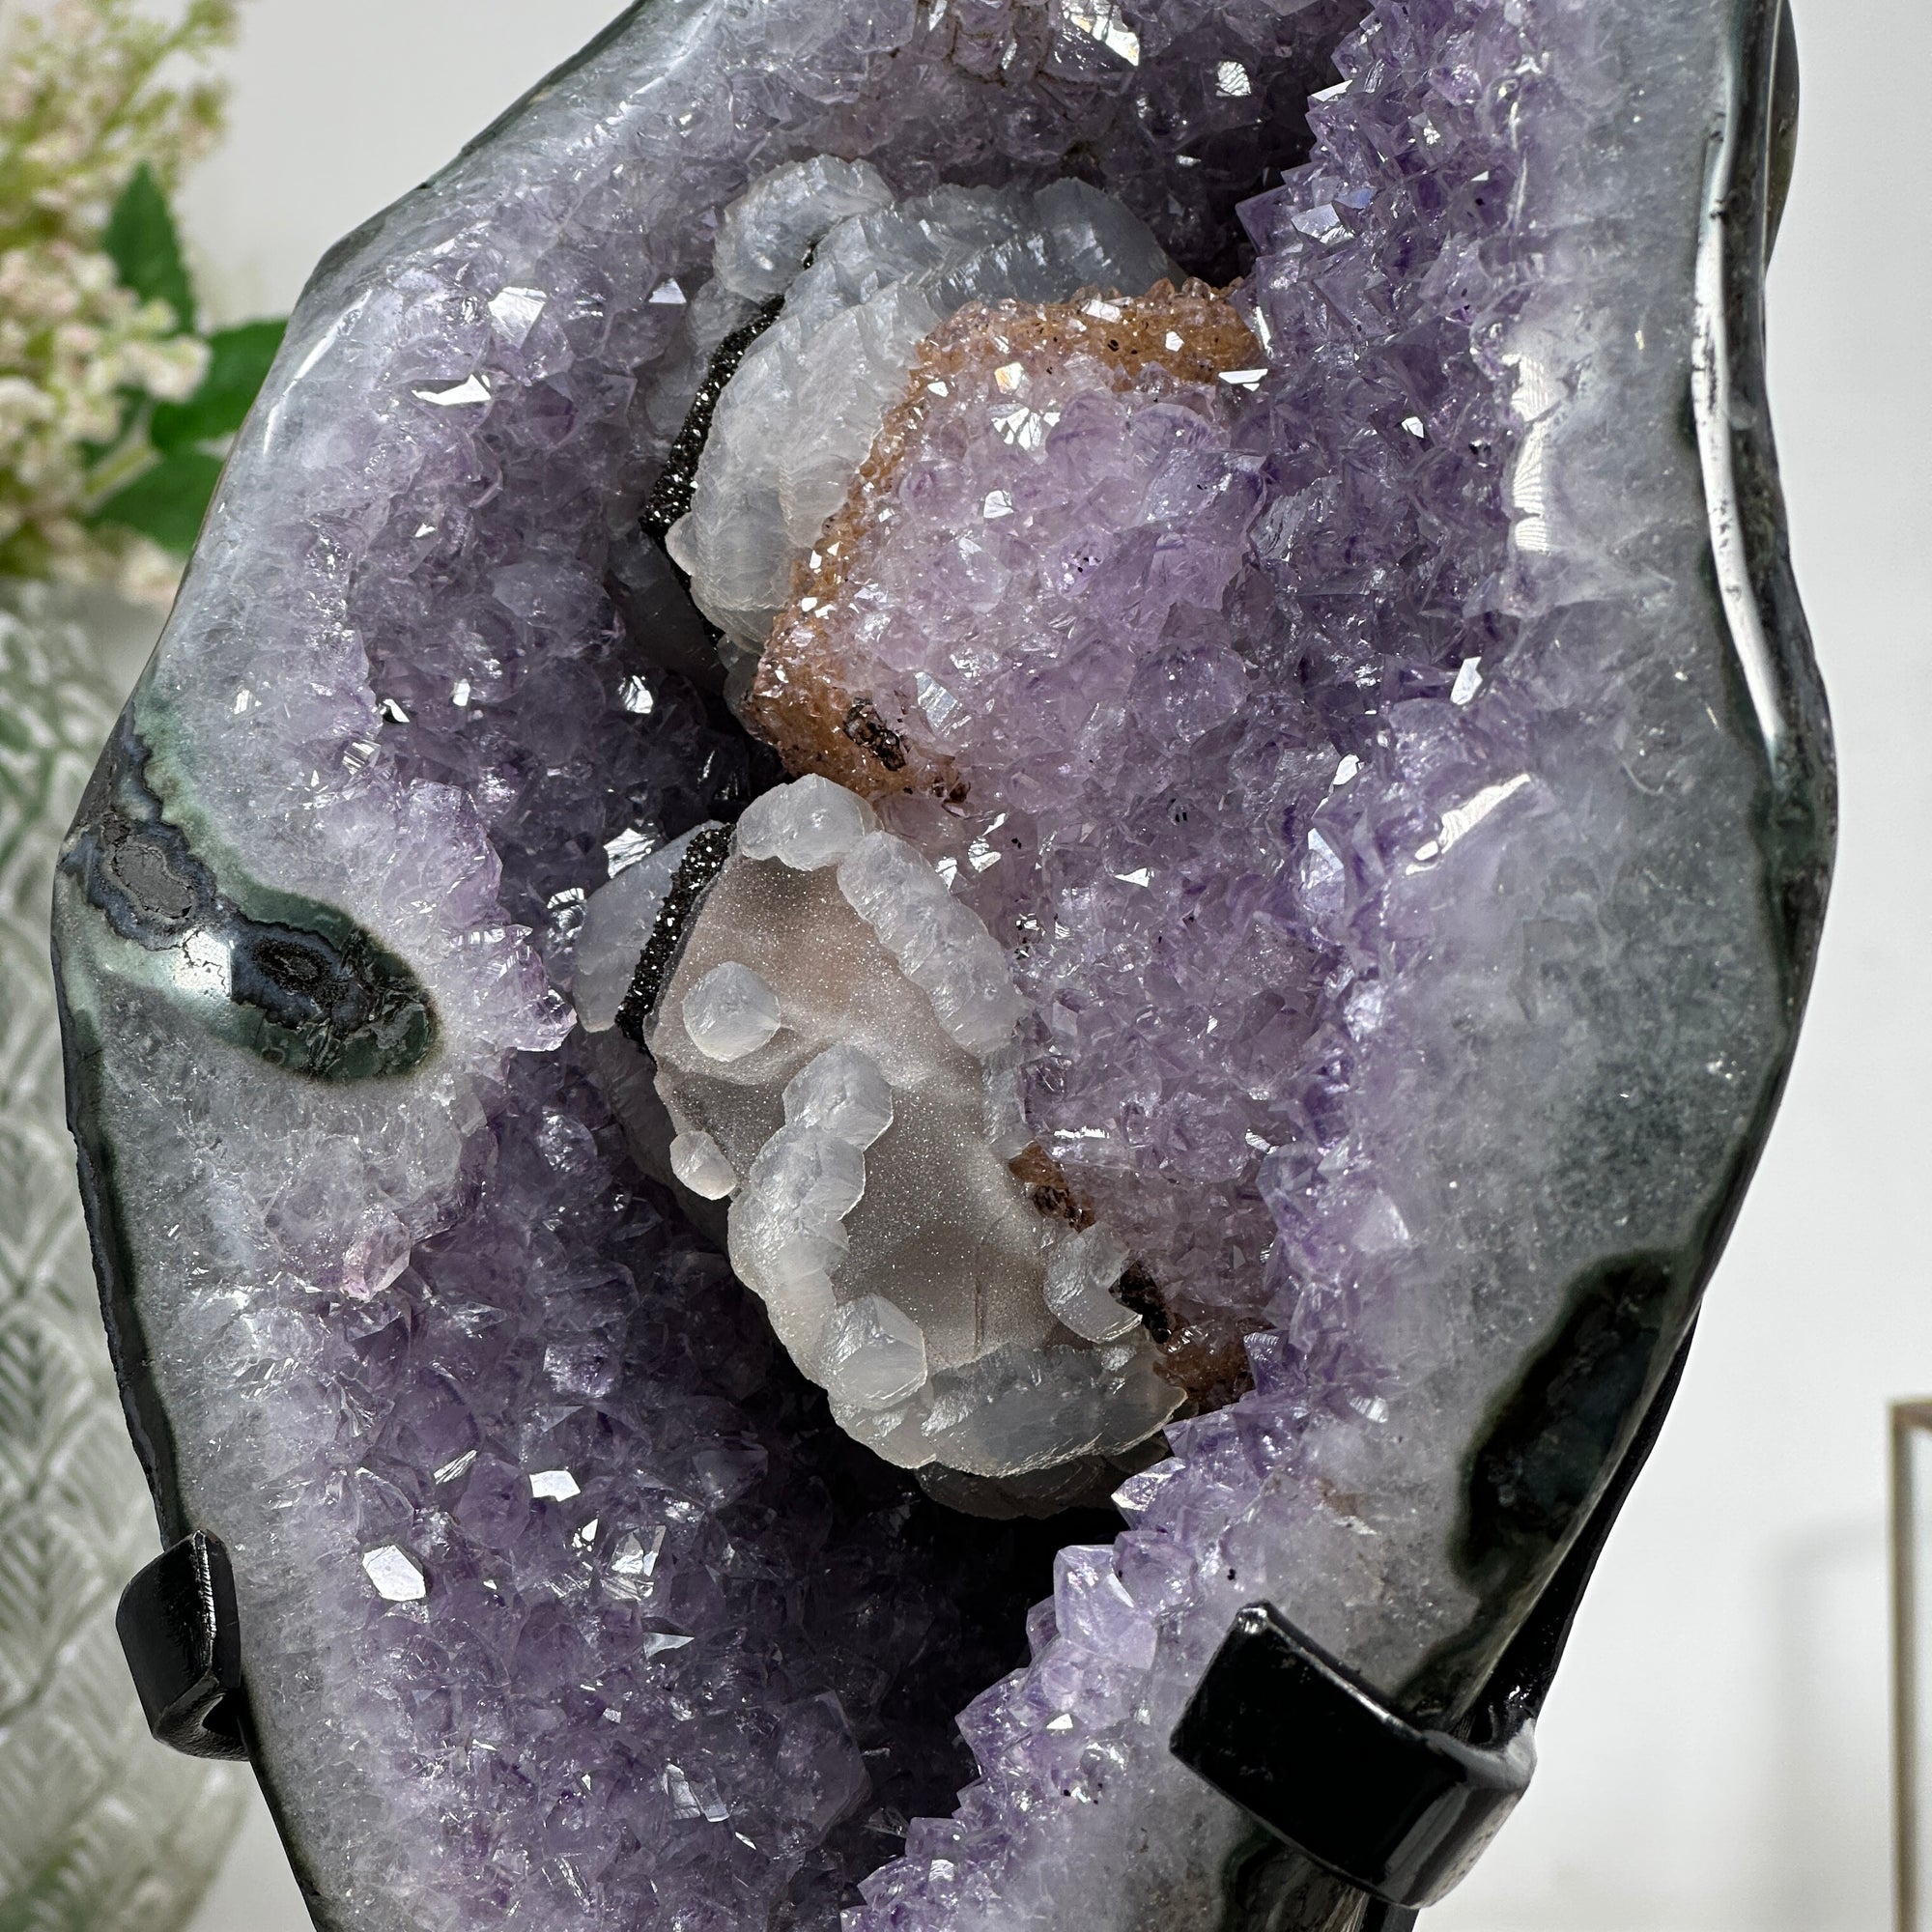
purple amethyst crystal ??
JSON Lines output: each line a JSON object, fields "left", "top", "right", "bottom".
{"left": 53, "top": 0, "right": 1828, "bottom": 1927}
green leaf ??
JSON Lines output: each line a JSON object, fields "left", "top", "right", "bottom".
{"left": 150, "top": 319, "right": 286, "bottom": 452}
{"left": 101, "top": 164, "right": 195, "bottom": 333}
{"left": 91, "top": 449, "right": 223, "bottom": 555}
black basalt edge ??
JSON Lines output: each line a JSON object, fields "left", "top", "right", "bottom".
{"left": 51, "top": 961, "right": 189, "bottom": 1548}
{"left": 1404, "top": 0, "right": 1826, "bottom": 1728}
{"left": 1462, "top": 1319, "right": 1698, "bottom": 1740}
{"left": 54, "top": 699, "right": 442, "bottom": 1563}
{"left": 114, "top": 1529, "right": 250, "bottom": 1760}
{"left": 1725, "top": 0, "right": 1833, "bottom": 988}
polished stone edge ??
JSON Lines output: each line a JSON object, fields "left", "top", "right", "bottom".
{"left": 1176, "top": 0, "right": 1829, "bottom": 1888}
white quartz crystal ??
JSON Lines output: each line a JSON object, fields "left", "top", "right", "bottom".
{"left": 838, "top": 832, "right": 1026, "bottom": 1055}
{"left": 728, "top": 1199, "right": 841, "bottom": 1373}
{"left": 680, "top": 960, "right": 781, "bottom": 1060}
{"left": 820, "top": 1294, "right": 929, "bottom": 1408}
{"left": 782, "top": 1044, "right": 894, "bottom": 1149}
{"left": 735, "top": 773, "right": 876, "bottom": 870}
{"left": 711, "top": 156, "right": 895, "bottom": 302}
{"left": 1043, "top": 1226, "right": 1139, "bottom": 1343}
{"left": 729, "top": 1188, "right": 848, "bottom": 1293}
{"left": 745, "top": 1122, "right": 868, "bottom": 1226}
{"left": 668, "top": 1128, "right": 737, "bottom": 1198}
{"left": 360, "top": 1546, "right": 426, "bottom": 1603}
{"left": 668, "top": 171, "right": 1179, "bottom": 642}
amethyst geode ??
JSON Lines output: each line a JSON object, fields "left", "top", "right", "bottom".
{"left": 52, "top": 0, "right": 1828, "bottom": 1927}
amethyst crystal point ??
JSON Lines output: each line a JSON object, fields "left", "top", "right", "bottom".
{"left": 52, "top": 0, "right": 1827, "bottom": 1925}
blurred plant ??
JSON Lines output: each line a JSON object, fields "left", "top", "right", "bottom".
{"left": 0, "top": 0, "right": 284, "bottom": 606}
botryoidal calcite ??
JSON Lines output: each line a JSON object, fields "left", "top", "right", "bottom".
{"left": 50, "top": 0, "right": 1828, "bottom": 1928}
{"left": 0, "top": 588, "right": 243, "bottom": 1930}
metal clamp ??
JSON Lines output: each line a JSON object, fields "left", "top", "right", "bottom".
{"left": 1172, "top": 1322, "right": 1698, "bottom": 1912}
{"left": 1171, "top": 1603, "right": 1533, "bottom": 1912}
{"left": 116, "top": 1528, "right": 250, "bottom": 1760}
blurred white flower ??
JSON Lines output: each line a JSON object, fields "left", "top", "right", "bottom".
{"left": 0, "top": 0, "right": 240, "bottom": 603}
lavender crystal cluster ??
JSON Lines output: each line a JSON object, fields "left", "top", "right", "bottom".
{"left": 51, "top": 0, "right": 1827, "bottom": 1929}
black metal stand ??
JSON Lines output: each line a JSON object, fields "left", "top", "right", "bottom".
{"left": 1172, "top": 1322, "right": 1699, "bottom": 1916}
{"left": 116, "top": 1527, "right": 250, "bottom": 1760}
{"left": 118, "top": 1335, "right": 1700, "bottom": 1921}
{"left": 1172, "top": 1603, "right": 1535, "bottom": 1911}
{"left": 1358, "top": 1905, "right": 1419, "bottom": 1932}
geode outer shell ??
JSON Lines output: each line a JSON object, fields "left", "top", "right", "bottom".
{"left": 52, "top": 1, "right": 1829, "bottom": 1929}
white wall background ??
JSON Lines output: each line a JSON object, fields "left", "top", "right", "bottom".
{"left": 167, "top": 2, "right": 1932, "bottom": 1927}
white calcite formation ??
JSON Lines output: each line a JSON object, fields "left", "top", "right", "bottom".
{"left": 577, "top": 776, "right": 1181, "bottom": 1490}
{"left": 666, "top": 161, "right": 1179, "bottom": 644}
{"left": 679, "top": 959, "right": 782, "bottom": 1060}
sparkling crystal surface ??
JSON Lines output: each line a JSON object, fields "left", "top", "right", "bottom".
{"left": 50, "top": 1, "right": 1830, "bottom": 1929}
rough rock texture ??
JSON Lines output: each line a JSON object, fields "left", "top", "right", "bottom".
{"left": 0, "top": 587, "right": 242, "bottom": 1931}
{"left": 49, "top": 2, "right": 1828, "bottom": 1931}
{"left": 848, "top": 5, "right": 1829, "bottom": 1926}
